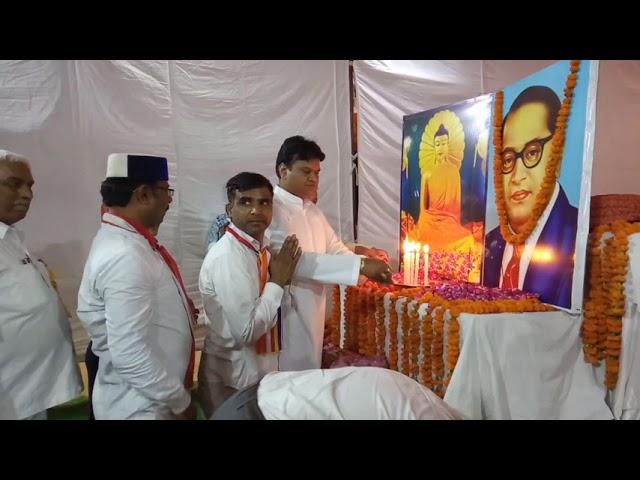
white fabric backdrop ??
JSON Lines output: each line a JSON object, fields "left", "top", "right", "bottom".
{"left": 2, "top": 60, "right": 638, "bottom": 355}
{"left": 354, "top": 60, "right": 640, "bottom": 268}
{"left": 0, "top": 60, "right": 353, "bottom": 352}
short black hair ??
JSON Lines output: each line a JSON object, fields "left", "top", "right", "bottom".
{"left": 100, "top": 178, "right": 158, "bottom": 207}
{"left": 226, "top": 172, "right": 273, "bottom": 203}
{"left": 275, "top": 135, "right": 325, "bottom": 178}
{"left": 503, "top": 85, "right": 562, "bottom": 137}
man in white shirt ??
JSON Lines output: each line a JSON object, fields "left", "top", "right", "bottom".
{"left": 211, "top": 367, "right": 462, "bottom": 420}
{"left": 197, "top": 172, "right": 302, "bottom": 417}
{"left": 77, "top": 153, "right": 198, "bottom": 420}
{"left": 267, "top": 136, "right": 392, "bottom": 372}
{"left": 0, "top": 149, "right": 82, "bottom": 420}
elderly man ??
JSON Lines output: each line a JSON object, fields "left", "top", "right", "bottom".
{"left": 0, "top": 149, "right": 82, "bottom": 420}
{"left": 77, "top": 153, "right": 197, "bottom": 420}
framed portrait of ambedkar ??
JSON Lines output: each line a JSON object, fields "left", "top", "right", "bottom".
{"left": 483, "top": 60, "right": 599, "bottom": 312}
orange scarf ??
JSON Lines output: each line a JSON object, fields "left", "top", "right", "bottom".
{"left": 103, "top": 212, "right": 197, "bottom": 389}
{"left": 226, "top": 226, "right": 282, "bottom": 354}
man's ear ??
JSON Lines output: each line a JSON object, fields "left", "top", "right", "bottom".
{"left": 225, "top": 203, "right": 231, "bottom": 216}
{"left": 278, "top": 163, "right": 288, "bottom": 180}
{"left": 131, "top": 184, "right": 150, "bottom": 205}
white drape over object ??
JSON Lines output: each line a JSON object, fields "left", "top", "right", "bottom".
{"left": 443, "top": 310, "right": 613, "bottom": 420}
{"left": 258, "top": 366, "right": 462, "bottom": 420}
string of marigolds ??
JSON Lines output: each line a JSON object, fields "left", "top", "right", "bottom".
{"left": 420, "top": 303, "right": 433, "bottom": 389}
{"left": 410, "top": 302, "right": 421, "bottom": 380}
{"left": 375, "top": 291, "right": 386, "bottom": 357}
{"left": 329, "top": 285, "right": 341, "bottom": 347}
{"left": 338, "top": 285, "right": 552, "bottom": 397}
{"left": 358, "top": 288, "right": 368, "bottom": 356}
{"left": 342, "top": 287, "right": 355, "bottom": 351}
{"left": 388, "top": 293, "right": 400, "bottom": 370}
{"left": 582, "top": 225, "right": 609, "bottom": 364}
{"left": 582, "top": 221, "right": 640, "bottom": 390}
{"left": 367, "top": 291, "right": 377, "bottom": 356}
{"left": 400, "top": 298, "right": 411, "bottom": 375}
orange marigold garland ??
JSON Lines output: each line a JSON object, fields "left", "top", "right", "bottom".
{"left": 367, "top": 290, "right": 377, "bottom": 356}
{"left": 343, "top": 286, "right": 355, "bottom": 351}
{"left": 409, "top": 301, "right": 421, "bottom": 380}
{"left": 432, "top": 305, "right": 446, "bottom": 396}
{"left": 445, "top": 305, "right": 461, "bottom": 388}
{"left": 342, "top": 284, "right": 552, "bottom": 396}
{"left": 493, "top": 60, "right": 581, "bottom": 246}
{"left": 581, "top": 221, "right": 640, "bottom": 390}
{"left": 352, "top": 287, "right": 360, "bottom": 353}
{"left": 357, "top": 288, "right": 368, "bottom": 356}
{"left": 375, "top": 291, "right": 386, "bottom": 357}
{"left": 388, "top": 293, "right": 400, "bottom": 371}
{"left": 604, "top": 222, "right": 640, "bottom": 389}
{"left": 329, "top": 285, "right": 341, "bottom": 347}
{"left": 361, "top": 288, "right": 372, "bottom": 356}
{"left": 419, "top": 298, "right": 434, "bottom": 389}
{"left": 399, "top": 298, "right": 411, "bottom": 375}
{"left": 582, "top": 225, "right": 609, "bottom": 364}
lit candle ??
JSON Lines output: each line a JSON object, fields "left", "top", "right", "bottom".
{"left": 408, "top": 241, "right": 416, "bottom": 286}
{"left": 407, "top": 242, "right": 413, "bottom": 285}
{"left": 423, "top": 244, "right": 430, "bottom": 286}
{"left": 412, "top": 242, "right": 420, "bottom": 286}
{"left": 403, "top": 239, "right": 410, "bottom": 285}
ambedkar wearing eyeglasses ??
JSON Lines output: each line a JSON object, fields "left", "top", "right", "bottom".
{"left": 483, "top": 86, "right": 578, "bottom": 309}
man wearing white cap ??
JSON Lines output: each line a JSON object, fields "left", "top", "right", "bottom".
{"left": 0, "top": 150, "right": 82, "bottom": 420}
{"left": 77, "top": 154, "right": 198, "bottom": 420}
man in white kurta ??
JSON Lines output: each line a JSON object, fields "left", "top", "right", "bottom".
{"left": 198, "top": 172, "right": 301, "bottom": 417}
{"left": 267, "top": 136, "right": 392, "bottom": 371}
{"left": 212, "top": 367, "right": 462, "bottom": 420}
{"left": 0, "top": 150, "right": 82, "bottom": 420}
{"left": 77, "top": 154, "right": 196, "bottom": 420}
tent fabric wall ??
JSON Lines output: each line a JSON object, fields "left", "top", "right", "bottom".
{"left": 354, "top": 60, "right": 640, "bottom": 268}
{"left": 2, "top": 59, "right": 637, "bottom": 353}
{"left": 0, "top": 60, "right": 352, "bottom": 352}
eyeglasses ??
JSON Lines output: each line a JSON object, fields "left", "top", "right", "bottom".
{"left": 501, "top": 135, "right": 553, "bottom": 175}
{"left": 152, "top": 186, "right": 175, "bottom": 198}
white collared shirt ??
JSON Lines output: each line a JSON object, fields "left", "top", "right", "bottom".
{"left": 77, "top": 213, "right": 192, "bottom": 419}
{"left": 0, "top": 222, "right": 82, "bottom": 419}
{"left": 257, "top": 367, "right": 462, "bottom": 420}
{"left": 198, "top": 223, "right": 283, "bottom": 405}
{"left": 499, "top": 183, "right": 560, "bottom": 288}
{"left": 266, "top": 186, "right": 361, "bottom": 371}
